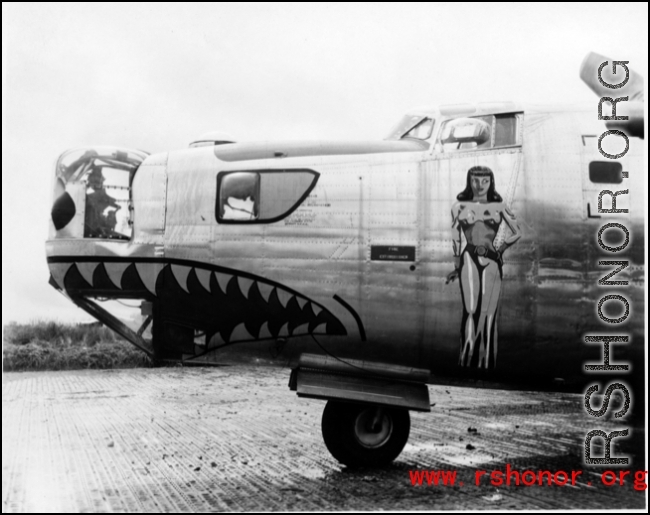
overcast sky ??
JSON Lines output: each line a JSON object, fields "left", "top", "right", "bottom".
{"left": 2, "top": 3, "right": 648, "bottom": 324}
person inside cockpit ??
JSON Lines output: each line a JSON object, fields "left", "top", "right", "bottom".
{"left": 84, "top": 166, "right": 121, "bottom": 238}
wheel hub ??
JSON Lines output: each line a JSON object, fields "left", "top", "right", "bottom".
{"left": 354, "top": 408, "right": 393, "bottom": 448}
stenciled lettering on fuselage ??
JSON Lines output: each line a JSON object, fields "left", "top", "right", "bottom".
{"left": 370, "top": 246, "right": 416, "bottom": 262}
{"left": 47, "top": 257, "right": 347, "bottom": 346}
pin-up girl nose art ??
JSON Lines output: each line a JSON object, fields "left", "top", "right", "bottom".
{"left": 446, "top": 166, "right": 521, "bottom": 369}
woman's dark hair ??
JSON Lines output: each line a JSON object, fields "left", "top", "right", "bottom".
{"left": 456, "top": 166, "right": 503, "bottom": 202}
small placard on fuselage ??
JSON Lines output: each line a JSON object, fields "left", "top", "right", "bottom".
{"left": 370, "top": 245, "right": 416, "bottom": 262}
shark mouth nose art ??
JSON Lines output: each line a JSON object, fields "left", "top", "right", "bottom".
{"left": 47, "top": 257, "right": 347, "bottom": 345}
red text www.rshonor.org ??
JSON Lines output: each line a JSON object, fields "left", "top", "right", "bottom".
{"left": 409, "top": 466, "right": 648, "bottom": 490}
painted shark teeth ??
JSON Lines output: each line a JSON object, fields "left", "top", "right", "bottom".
{"left": 171, "top": 265, "right": 192, "bottom": 293}
{"left": 208, "top": 332, "right": 226, "bottom": 347}
{"left": 49, "top": 263, "right": 73, "bottom": 289}
{"left": 275, "top": 288, "right": 293, "bottom": 308}
{"left": 214, "top": 272, "right": 232, "bottom": 295}
{"left": 237, "top": 277, "right": 255, "bottom": 299}
{"left": 194, "top": 268, "right": 212, "bottom": 292}
{"left": 54, "top": 259, "right": 347, "bottom": 347}
{"left": 104, "top": 262, "right": 130, "bottom": 289}
{"left": 292, "top": 323, "right": 309, "bottom": 335}
{"left": 312, "top": 323, "right": 327, "bottom": 334}
{"left": 229, "top": 323, "right": 255, "bottom": 342}
{"left": 76, "top": 262, "right": 99, "bottom": 286}
{"left": 257, "top": 321, "right": 272, "bottom": 339}
{"left": 135, "top": 262, "right": 164, "bottom": 296}
{"left": 277, "top": 323, "right": 289, "bottom": 337}
{"left": 256, "top": 282, "right": 274, "bottom": 303}
{"left": 295, "top": 297, "right": 308, "bottom": 310}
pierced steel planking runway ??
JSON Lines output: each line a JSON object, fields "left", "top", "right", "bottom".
{"left": 2, "top": 366, "right": 646, "bottom": 511}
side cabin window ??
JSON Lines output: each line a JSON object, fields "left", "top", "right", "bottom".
{"left": 437, "top": 113, "right": 522, "bottom": 152}
{"left": 216, "top": 169, "right": 319, "bottom": 224}
{"left": 589, "top": 161, "right": 623, "bottom": 184}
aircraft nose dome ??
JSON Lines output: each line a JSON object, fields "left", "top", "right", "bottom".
{"left": 189, "top": 131, "right": 236, "bottom": 148}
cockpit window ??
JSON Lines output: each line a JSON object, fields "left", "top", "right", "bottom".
{"left": 385, "top": 115, "right": 435, "bottom": 140}
{"left": 437, "top": 113, "right": 521, "bottom": 152}
{"left": 403, "top": 117, "right": 434, "bottom": 140}
{"left": 494, "top": 114, "right": 518, "bottom": 147}
{"left": 439, "top": 116, "right": 492, "bottom": 151}
{"left": 83, "top": 165, "right": 129, "bottom": 238}
{"left": 216, "top": 169, "right": 319, "bottom": 224}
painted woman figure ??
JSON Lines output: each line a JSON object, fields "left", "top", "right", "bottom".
{"left": 446, "top": 166, "right": 521, "bottom": 369}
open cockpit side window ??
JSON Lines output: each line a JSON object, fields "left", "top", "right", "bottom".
{"left": 216, "top": 169, "right": 319, "bottom": 224}
{"left": 51, "top": 147, "right": 148, "bottom": 240}
{"left": 437, "top": 113, "right": 522, "bottom": 152}
{"left": 218, "top": 172, "right": 260, "bottom": 221}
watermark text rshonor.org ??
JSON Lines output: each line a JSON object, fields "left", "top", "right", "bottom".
{"left": 583, "top": 59, "right": 636, "bottom": 466}
{"left": 408, "top": 466, "right": 648, "bottom": 490}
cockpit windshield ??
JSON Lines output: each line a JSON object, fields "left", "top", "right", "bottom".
{"left": 385, "top": 115, "right": 435, "bottom": 140}
{"left": 52, "top": 147, "right": 148, "bottom": 240}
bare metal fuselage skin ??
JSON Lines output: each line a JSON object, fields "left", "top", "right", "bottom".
{"left": 46, "top": 103, "right": 645, "bottom": 391}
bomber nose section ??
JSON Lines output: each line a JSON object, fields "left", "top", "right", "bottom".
{"left": 47, "top": 147, "right": 149, "bottom": 241}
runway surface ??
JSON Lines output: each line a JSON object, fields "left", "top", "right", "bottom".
{"left": 2, "top": 366, "right": 646, "bottom": 511}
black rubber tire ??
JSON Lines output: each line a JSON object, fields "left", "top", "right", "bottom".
{"left": 321, "top": 401, "right": 410, "bottom": 467}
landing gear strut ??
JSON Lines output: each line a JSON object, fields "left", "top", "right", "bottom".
{"left": 321, "top": 400, "right": 410, "bottom": 467}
